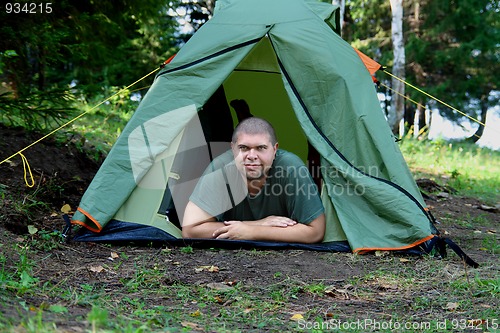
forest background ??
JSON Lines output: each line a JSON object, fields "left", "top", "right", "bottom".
{"left": 0, "top": 0, "right": 498, "bottom": 153}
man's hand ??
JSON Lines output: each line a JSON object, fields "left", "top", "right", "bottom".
{"left": 248, "top": 216, "right": 297, "bottom": 227}
{"left": 213, "top": 217, "right": 297, "bottom": 239}
{"left": 212, "top": 221, "right": 250, "bottom": 240}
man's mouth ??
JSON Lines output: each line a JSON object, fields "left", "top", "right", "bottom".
{"left": 244, "top": 164, "right": 261, "bottom": 168}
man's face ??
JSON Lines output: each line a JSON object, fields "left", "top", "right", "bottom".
{"left": 231, "top": 132, "right": 278, "bottom": 180}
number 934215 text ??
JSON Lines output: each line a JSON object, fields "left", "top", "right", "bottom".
{"left": 5, "top": 3, "right": 52, "bottom": 14}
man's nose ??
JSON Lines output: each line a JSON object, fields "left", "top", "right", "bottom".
{"left": 246, "top": 148, "right": 258, "bottom": 159}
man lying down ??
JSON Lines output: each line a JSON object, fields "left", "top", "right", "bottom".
{"left": 182, "top": 117, "right": 325, "bottom": 244}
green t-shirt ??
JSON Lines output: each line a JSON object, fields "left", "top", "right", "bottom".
{"left": 189, "top": 149, "right": 324, "bottom": 224}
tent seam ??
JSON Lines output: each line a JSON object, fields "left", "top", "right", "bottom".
{"left": 157, "top": 37, "right": 267, "bottom": 78}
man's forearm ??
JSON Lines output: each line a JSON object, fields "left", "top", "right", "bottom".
{"left": 244, "top": 223, "right": 323, "bottom": 243}
{"left": 182, "top": 221, "right": 224, "bottom": 239}
{"left": 213, "top": 215, "right": 325, "bottom": 243}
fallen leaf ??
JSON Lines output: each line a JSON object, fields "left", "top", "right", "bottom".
{"left": 28, "top": 225, "right": 38, "bottom": 235}
{"left": 325, "top": 286, "right": 350, "bottom": 299}
{"left": 445, "top": 302, "right": 459, "bottom": 311}
{"left": 399, "top": 258, "right": 411, "bottom": 263}
{"left": 89, "top": 265, "right": 104, "bottom": 273}
{"left": 195, "top": 265, "right": 219, "bottom": 273}
{"left": 50, "top": 212, "right": 58, "bottom": 217}
{"left": 4, "top": 159, "right": 16, "bottom": 167}
{"left": 61, "top": 204, "right": 72, "bottom": 214}
{"left": 375, "top": 250, "right": 390, "bottom": 257}
{"left": 206, "top": 282, "right": 232, "bottom": 291}
{"left": 487, "top": 229, "right": 496, "bottom": 234}
{"left": 110, "top": 252, "right": 119, "bottom": 259}
{"left": 190, "top": 310, "right": 202, "bottom": 317}
{"left": 214, "top": 295, "right": 224, "bottom": 304}
{"left": 181, "top": 321, "right": 201, "bottom": 329}
{"left": 290, "top": 313, "right": 304, "bottom": 321}
{"left": 473, "top": 230, "right": 482, "bottom": 234}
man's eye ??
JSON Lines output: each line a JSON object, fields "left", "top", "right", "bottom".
{"left": 239, "top": 147, "right": 249, "bottom": 152}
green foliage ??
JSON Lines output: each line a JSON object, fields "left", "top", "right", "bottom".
{"left": 0, "top": 89, "right": 76, "bottom": 132}
{"left": 0, "top": 244, "right": 39, "bottom": 296}
{"left": 0, "top": 50, "right": 17, "bottom": 75}
{"left": 180, "top": 245, "right": 194, "bottom": 254}
{"left": 344, "top": 0, "right": 499, "bottom": 133}
{"left": 0, "top": 0, "right": 181, "bottom": 129}
{"left": 64, "top": 86, "right": 139, "bottom": 157}
{"left": 482, "top": 235, "right": 500, "bottom": 255}
{"left": 406, "top": 0, "right": 499, "bottom": 122}
{"left": 400, "top": 138, "right": 500, "bottom": 203}
{"left": 87, "top": 306, "right": 109, "bottom": 331}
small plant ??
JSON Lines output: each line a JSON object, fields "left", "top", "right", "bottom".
{"left": 87, "top": 306, "right": 109, "bottom": 332}
{"left": 0, "top": 244, "right": 39, "bottom": 296}
{"left": 180, "top": 245, "right": 194, "bottom": 254}
{"left": 31, "top": 229, "right": 63, "bottom": 251}
{"left": 475, "top": 276, "right": 500, "bottom": 296}
{"left": 304, "top": 283, "right": 326, "bottom": 295}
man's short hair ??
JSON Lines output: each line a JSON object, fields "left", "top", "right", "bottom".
{"left": 232, "top": 117, "right": 278, "bottom": 145}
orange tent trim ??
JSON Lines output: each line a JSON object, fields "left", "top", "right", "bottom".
{"left": 353, "top": 234, "right": 436, "bottom": 254}
{"left": 71, "top": 207, "right": 103, "bottom": 233}
{"left": 353, "top": 48, "right": 382, "bottom": 76}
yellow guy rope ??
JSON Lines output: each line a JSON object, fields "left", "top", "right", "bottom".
{"left": 383, "top": 70, "right": 488, "bottom": 128}
{"left": 380, "top": 81, "right": 481, "bottom": 140}
{"left": 0, "top": 67, "right": 160, "bottom": 186}
{"left": 20, "top": 153, "right": 35, "bottom": 187}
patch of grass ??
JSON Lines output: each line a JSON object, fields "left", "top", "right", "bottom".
{"left": 0, "top": 244, "right": 39, "bottom": 296}
{"left": 0, "top": 244, "right": 498, "bottom": 332}
{"left": 481, "top": 235, "right": 500, "bottom": 255}
{"left": 400, "top": 139, "right": 500, "bottom": 204}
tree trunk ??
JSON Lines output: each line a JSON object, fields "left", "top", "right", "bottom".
{"left": 403, "top": 100, "right": 415, "bottom": 137}
{"left": 466, "top": 97, "right": 488, "bottom": 143}
{"left": 388, "top": 0, "right": 405, "bottom": 136}
{"left": 416, "top": 101, "right": 428, "bottom": 139}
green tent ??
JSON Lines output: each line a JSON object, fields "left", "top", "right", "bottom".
{"left": 71, "top": 0, "right": 475, "bottom": 264}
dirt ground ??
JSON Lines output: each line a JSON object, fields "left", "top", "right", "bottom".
{"left": 0, "top": 125, "right": 499, "bottom": 331}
